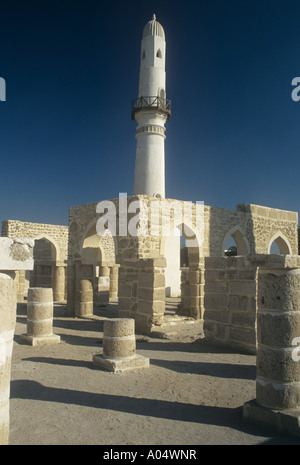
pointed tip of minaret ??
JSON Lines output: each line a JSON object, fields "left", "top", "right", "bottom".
{"left": 143, "top": 14, "right": 164, "bottom": 39}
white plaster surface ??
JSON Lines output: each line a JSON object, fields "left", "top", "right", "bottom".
{"left": 0, "top": 238, "right": 34, "bottom": 271}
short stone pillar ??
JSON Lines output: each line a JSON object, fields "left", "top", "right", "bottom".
{"left": 93, "top": 318, "right": 149, "bottom": 373}
{"left": 0, "top": 237, "right": 34, "bottom": 445}
{"left": 21, "top": 287, "right": 60, "bottom": 346}
{"left": 75, "top": 265, "right": 94, "bottom": 317}
{"left": 244, "top": 255, "right": 300, "bottom": 439}
{"left": 75, "top": 279, "right": 93, "bottom": 317}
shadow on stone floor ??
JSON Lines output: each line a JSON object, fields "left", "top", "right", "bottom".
{"left": 10, "top": 379, "right": 300, "bottom": 445}
{"left": 148, "top": 358, "right": 256, "bottom": 379}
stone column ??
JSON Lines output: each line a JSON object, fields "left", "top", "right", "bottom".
{"left": 66, "top": 263, "right": 76, "bottom": 316}
{"left": 188, "top": 252, "right": 203, "bottom": 320}
{"left": 109, "top": 265, "right": 119, "bottom": 300}
{"left": 0, "top": 238, "right": 34, "bottom": 445}
{"left": 95, "top": 264, "right": 110, "bottom": 305}
{"left": 177, "top": 268, "right": 190, "bottom": 316}
{"left": 75, "top": 265, "right": 94, "bottom": 317}
{"left": 20, "top": 287, "right": 60, "bottom": 346}
{"left": 244, "top": 254, "right": 300, "bottom": 439}
{"left": 93, "top": 318, "right": 149, "bottom": 373}
{"left": 118, "top": 258, "right": 166, "bottom": 334}
{"left": 0, "top": 271, "right": 17, "bottom": 445}
{"left": 16, "top": 270, "right": 25, "bottom": 302}
{"left": 189, "top": 266, "right": 203, "bottom": 319}
{"left": 99, "top": 265, "right": 110, "bottom": 278}
{"left": 53, "top": 265, "right": 65, "bottom": 302}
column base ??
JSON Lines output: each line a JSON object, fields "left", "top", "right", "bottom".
{"left": 92, "top": 353, "right": 150, "bottom": 373}
{"left": 20, "top": 334, "right": 61, "bottom": 346}
{"left": 243, "top": 399, "right": 300, "bottom": 439}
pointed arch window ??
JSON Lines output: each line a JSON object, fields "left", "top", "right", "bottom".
{"left": 156, "top": 49, "right": 162, "bottom": 58}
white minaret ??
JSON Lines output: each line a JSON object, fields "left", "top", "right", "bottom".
{"left": 132, "top": 14, "right": 171, "bottom": 198}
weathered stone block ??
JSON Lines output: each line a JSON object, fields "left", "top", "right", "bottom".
{"left": 244, "top": 399, "right": 300, "bottom": 439}
{"left": 104, "top": 318, "right": 135, "bottom": 338}
{"left": 228, "top": 281, "right": 256, "bottom": 296}
{"left": 138, "top": 272, "right": 165, "bottom": 288}
{"left": 117, "top": 297, "right": 131, "bottom": 311}
{"left": 138, "top": 287, "right": 165, "bottom": 301}
{"left": 138, "top": 300, "right": 165, "bottom": 315}
{"left": 229, "top": 326, "right": 256, "bottom": 347}
{"left": 216, "top": 324, "right": 227, "bottom": 339}
{"left": 257, "top": 346, "right": 300, "bottom": 383}
{"left": 204, "top": 310, "right": 229, "bottom": 324}
{"left": 119, "top": 283, "right": 132, "bottom": 298}
{"left": 231, "top": 312, "right": 256, "bottom": 328}
{"left": 256, "top": 378, "right": 300, "bottom": 410}
{"left": 257, "top": 312, "right": 300, "bottom": 348}
{"left": 205, "top": 281, "right": 227, "bottom": 294}
{"left": 258, "top": 269, "right": 300, "bottom": 312}
{"left": 204, "top": 294, "right": 227, "bottom": 310}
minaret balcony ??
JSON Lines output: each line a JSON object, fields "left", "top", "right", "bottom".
{"left": 131, "top": 96, "right": 171, "bottom": 121}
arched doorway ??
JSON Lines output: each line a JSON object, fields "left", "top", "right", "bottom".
{"left": 222, "top": 226, "right": 250, "bottom": 256}
{"left": 30, "top": 237, "right": 57, "bottom": 290}
{"left": 161, "top": 219, "right": 202, "bottom": 320}
{"left": 268, "top": 232, "right": 292, "bottom": 255}
{"left": 77, "top": 221, "right": 118, "bottom": 316}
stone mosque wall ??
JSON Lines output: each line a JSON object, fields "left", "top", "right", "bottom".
{"left": 68, "top": 197, "right": 298, "bottom": 261}
{"left": 1, "top": 220, "right": 69, "bottom": 301}
{"left": 1, "top": 199, "right": 298, "bottom": 317}
{"left": 1, "top": 220, "right": 69, "bottom": 264}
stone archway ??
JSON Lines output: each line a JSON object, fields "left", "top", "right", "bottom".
{"left": 267, "top": 232, "right": 292, "bottom": 255}
{"left": 29, "top": 236, "right": 67, "bottom": 302}
{"left": 222, "top": 226, "right": 250, "bottom": 256}
{"left": 30, "top": 237, "right": 58, "bottom": 298}
{"left": 74, "top": 220, "right": 119, "bottom": 317}
{"left": 160, "top": 219, "right": 202, "bottom": 320}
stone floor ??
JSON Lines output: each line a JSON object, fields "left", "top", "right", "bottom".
{"left": 8, "top": 299, "right": 300, "bottom": 445}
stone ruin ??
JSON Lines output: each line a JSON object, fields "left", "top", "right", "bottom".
{"left": 1, "top": 199, "right": 300, "bottom": 442}
{"left": 2, "top": 13, "right": 300, "bottom": 445}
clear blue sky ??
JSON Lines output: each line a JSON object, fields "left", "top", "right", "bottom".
{"left": 1, "top": 0, "right": 300, "bottom": 227}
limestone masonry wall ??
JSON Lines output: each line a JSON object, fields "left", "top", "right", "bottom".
{"left": 204, "top": 256, "right": 258, "bottom": 354}
{"left": 2, "top": 220, "right": 69, "bottom": 302}
{"left": 118, "top": 257, "right": 166, "bottom": 333}
{"left": 68, "top": 198, "right": 298, "bottom": 263}
{"left": 2, "top": 220, "right": 69, "bottom": 264}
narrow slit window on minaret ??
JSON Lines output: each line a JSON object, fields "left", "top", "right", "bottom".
{"left": 156, "top": 49, "right": 162, "bottom": 58}
{"left": 142, "top": 50, "right": 146, "bottom": 59}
